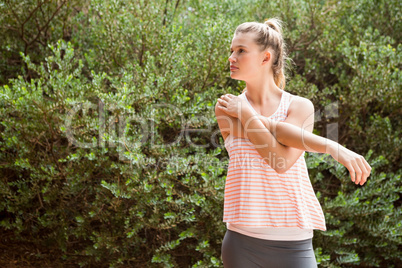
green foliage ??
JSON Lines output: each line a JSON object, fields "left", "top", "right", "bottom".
{"left": 307, "top": 152, "right": 402, "bottom": 267}
{"left": 0, "top": 0, "right": 400, "bottom": 267}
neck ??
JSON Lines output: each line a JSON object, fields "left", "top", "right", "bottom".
{"left": 244, "top": 75, "right": 282, "bottom": 105}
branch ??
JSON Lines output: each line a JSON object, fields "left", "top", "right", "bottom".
{"left": 28, "top": 0, "right": 67, "bottom": 48}
{"left": 21, "top": 0, "right": 49, "bottom": 29}
{"left": 162, "top": 0, "right": 169, "bottom": 26}
{"left": 172, "top": 0, "right": 180, "bottom": 20}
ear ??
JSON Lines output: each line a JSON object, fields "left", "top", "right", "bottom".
{"left": 262, "top": 50, "right": 271, "bottom": 65}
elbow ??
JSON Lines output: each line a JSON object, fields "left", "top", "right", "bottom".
{"left": 274, "top": 167, "right": 289, "bottom": 174}
{"left": 261, "top": 155, "right": 291, "bottom": 174}
{"left": 271, "top": 160, "right": 292, "bottom": 174}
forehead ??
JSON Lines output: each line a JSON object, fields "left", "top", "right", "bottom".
{"left": 230, "top": 32, "right": 257, "bottom": 49}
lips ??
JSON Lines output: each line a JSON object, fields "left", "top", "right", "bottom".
{"left": 230, "top": 65, "right": 239, "bottom": 70}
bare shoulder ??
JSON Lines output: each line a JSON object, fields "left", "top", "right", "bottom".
{"left": 284, "top": 93, "right": 315, "bottom": 131}
{"left": 288, "top": 94, "right": 314, "bottom": 115}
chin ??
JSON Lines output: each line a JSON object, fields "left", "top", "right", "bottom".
{"left": 230, "top": 74, "right": 243, "bottom": 81}
{"left": 230, "top": 72, "right": 239, "bottom": 78}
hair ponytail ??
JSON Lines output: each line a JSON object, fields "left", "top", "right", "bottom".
{"left": 264, "top": 18, "right": 282, "bottom": 35}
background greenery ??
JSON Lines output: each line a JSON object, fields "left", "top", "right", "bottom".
{"left": 0, "top": 0, "right": 400, "bottom": 267}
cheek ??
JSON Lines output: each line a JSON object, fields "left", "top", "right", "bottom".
{"left": 242, "top": 57, "right": 258, "bottom": 71}
{"left": 242, "top": 56, "right": 256, "bottom": 66}
{"left": 236, "top": 56, "right": 246, "bottom": 66}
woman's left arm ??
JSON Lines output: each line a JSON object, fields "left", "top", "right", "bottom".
{"left": 261, "top": 97, "right": 371, "bottom": 185}
{"left": 217, "top": 94, "right": 371, "bottom": 185}
{"left": 218, "top": 94, "right": 308, "bottom": 173}
{"left": 243, "top": 96, "right": 316, "bottom": 173}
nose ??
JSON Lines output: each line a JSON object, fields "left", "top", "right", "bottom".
{"left": 228, "top": 52, "right": 236, "bottom": 63}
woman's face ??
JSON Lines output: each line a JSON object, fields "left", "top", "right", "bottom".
{"left": 228, "top": 32, "right": 267, "bottom": 80}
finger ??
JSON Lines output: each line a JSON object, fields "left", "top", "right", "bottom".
{"left": 362, "top": 158, "right": 372, "bottom": 177}
{"left": 346, "top": 164, "right": 355, "bottom": 183}
{"left": 217, "top": 105, "right": 226, "bottom": 111}
{"left": 221, "top": 94, "right": 234, "bottom": 100}
{"left": 360, "top": 156, "right": 371, "bottom": 185}
{"left": 217, "top": 98, "right": 228, "bottom": 106}
{"left": 357, "top": 156, "right": 369, "bottom": 185}
{"left": 352, "top": 161, "right": 363, "bottom": 185}
{"left": 356, "top": 158, "right": 367, "bottom": 185}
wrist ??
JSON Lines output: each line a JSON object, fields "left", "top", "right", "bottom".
{"left": 326, "top": 140, "right": 339, "bottom": 156}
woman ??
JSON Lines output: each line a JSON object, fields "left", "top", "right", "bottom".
{"left": 215, "top": 18, "right": 371, "bottom": 268}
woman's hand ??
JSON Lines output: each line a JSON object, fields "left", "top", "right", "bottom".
{"left": 216, "top": 94, "right": 248, "bottom": 118}
{"left": 328, "top": 141, "right": 372, "bottom": 185}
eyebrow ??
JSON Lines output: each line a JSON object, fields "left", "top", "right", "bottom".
{"left": 230, "top": 45, "right": 248, "bottom": 50}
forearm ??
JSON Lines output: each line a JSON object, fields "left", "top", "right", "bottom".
{"left": 260, "top": 117, "right": 371, "bottom": 185}
{"left": 261, "top": 118, "right": 336, "bottom": 154}
{"left": 239, "top": 108, "right": 291, "bottom": 168}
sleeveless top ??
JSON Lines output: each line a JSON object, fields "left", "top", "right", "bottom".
{"left": 223, "top": 90, "right": 327, "bottom": 232}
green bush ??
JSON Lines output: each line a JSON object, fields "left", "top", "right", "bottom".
{"left": 0, "top": 0, "right": 400, "bottom": 267}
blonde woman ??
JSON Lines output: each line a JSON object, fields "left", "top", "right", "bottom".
{"left": 215, "top": 18, "right": 371, "bottom": 267}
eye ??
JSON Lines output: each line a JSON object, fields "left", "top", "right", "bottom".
{"left": 229, "top": 49, "right": 244, "bottom": 54}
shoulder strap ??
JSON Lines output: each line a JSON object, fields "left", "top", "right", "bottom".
{"left": 282, "top": 91, "right": 293, "bottom": 116}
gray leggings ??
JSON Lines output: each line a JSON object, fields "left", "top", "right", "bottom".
{"left": 221, "top": 230, "right": 317, "bottom": 268}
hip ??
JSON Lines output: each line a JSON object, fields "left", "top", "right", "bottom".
{"left": 221, "top": 229, "right": 317, "bottom": 268}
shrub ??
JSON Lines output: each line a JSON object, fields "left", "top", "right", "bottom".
{"left": 0, "top": 0, "right": 400, "bottom": 267}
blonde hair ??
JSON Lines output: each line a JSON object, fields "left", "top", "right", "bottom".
{"left": 235, "top": 18, "right": 288, "bottom": 91}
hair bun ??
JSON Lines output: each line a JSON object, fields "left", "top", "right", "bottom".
{"left": 264, "top": 18, "right": 282, "bottom": 35}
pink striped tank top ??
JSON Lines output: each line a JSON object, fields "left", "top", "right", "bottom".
{"left": 223, "top": 90, "right": 326, "bottom": 231}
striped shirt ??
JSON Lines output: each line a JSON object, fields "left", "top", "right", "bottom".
{"left": 223, "top": 90, "right": 326, "bottom": 232}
